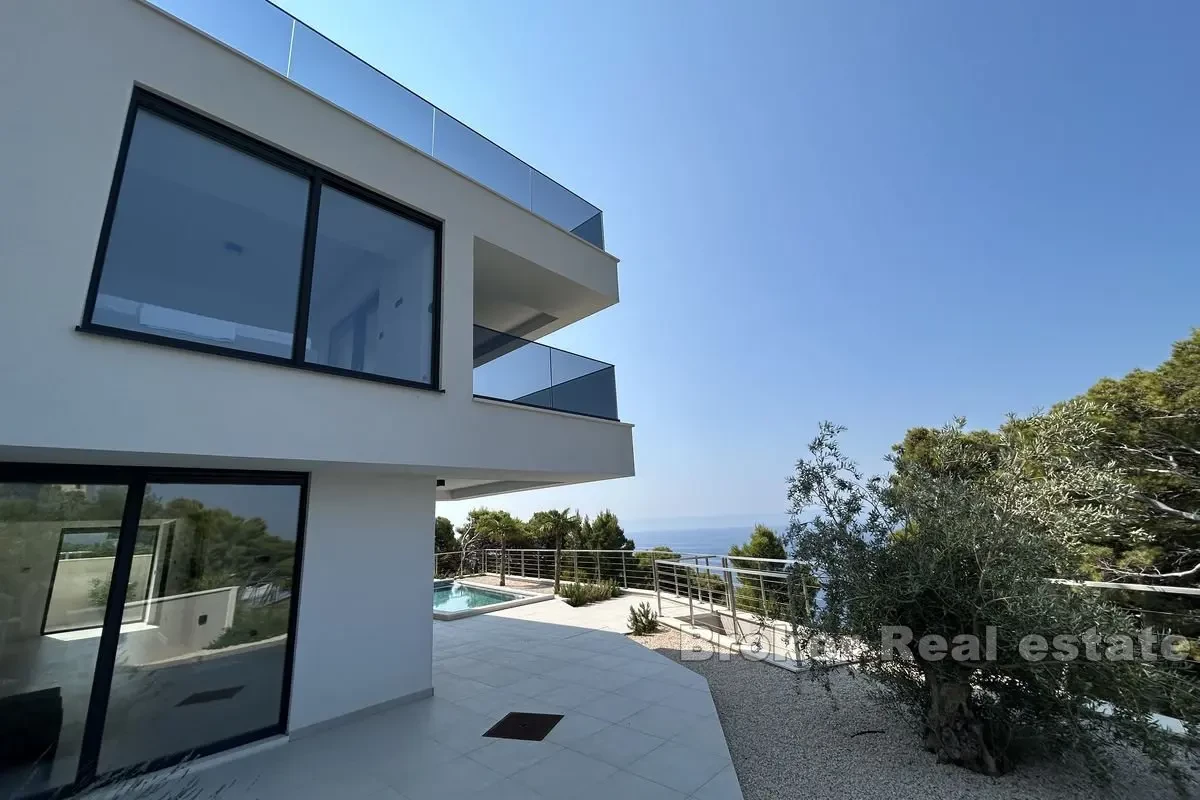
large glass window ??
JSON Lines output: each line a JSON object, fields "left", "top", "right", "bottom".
{"left": 86, "top": 90, "right": 441, "bottom": 388}
{"left": 92, "top": 109, "right": 309, "bottom": 358}
{"left": 304, "top": 186, "right": 437, "bottom": 383}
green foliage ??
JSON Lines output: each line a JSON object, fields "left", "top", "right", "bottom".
{"left": 634, "top": 545, "right": 677, "bottom": 569}
{"left": 628, "top": 601, "right": 660, "bottom": 635}
{"left": 434, "top": 516, "right": 456, "bottom": 553}
{"left": 575, "top": 510, "right": 634, "bottom": 551}
{"left": 559, "top": 579, "right": 619, "bottom": 607}
{"left": 87, "top": 576, "right": 139, "bottom": 608}
{"left": 1072, "top": 329, "right": 1200, "bottom": 582}
{"left": 146, "top": 497, "right": 296, "bottom": 594}
{"left": 789, "top": 407, "right": 1200, "bottom": 784}
{"left": 0, "top": 484, "right": 129, "bottom": 524}
{"left": 206, "top": 603, "right": 291, "bottom": 650}
{"left": 727, "top": 525, "right": 816, "bottom": 620}
{"left": 729, "top": 524, "right": 786, "bottom": 563}
{"left": 527, "top": 508, "right": 581, "bottom": 550}
{"left": 458, "top": 508, "right": 529, "bottom": 548}
{"left": 527, "top": 508, "right": 580, "bottom": 592}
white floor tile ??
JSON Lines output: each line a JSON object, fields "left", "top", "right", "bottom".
{"left": 542, "top": 711, "right": 613, "bottom": 745}
{"left": 627, "top": 741, "right": 728, "bottom": 795}
{"left": 509, "top": 747, "right": 619, "bottom": 799}
{"left": 619, "top": 703, "right": 705, "bottom": 740}
{"left": 571, "top": 691, "right": 647, "bottom": 723}
{"left": 381, "top": 753, "right": 505, "bottom": 797}
{"left": 466, "top": 737, "right": 563, "bottom": 777}
{"left": 564, "top": 723, "right": 666, "bottom": 768}
{"left": 579, "top": 769, "right": 688, "bottom": 800}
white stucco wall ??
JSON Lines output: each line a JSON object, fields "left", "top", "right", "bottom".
{"left": 287, "top": 472, "right": 434, "bottom": 731}
{"left": 0, "top": 0, "right": 633, "bottom": 488}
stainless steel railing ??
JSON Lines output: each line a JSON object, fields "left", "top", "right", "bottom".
{"left": 475, "top": 548, "right": 719, "bottom": 591}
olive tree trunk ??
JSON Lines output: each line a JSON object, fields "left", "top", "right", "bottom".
{"left": 923, "top": 674, "right": 1007, "bottom": 776}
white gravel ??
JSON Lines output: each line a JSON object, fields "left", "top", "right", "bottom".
{"left": 630, "top": 627, "right": 1199, "bottom": 800}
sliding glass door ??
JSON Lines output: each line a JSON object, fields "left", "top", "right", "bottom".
{"left": 0, "top": 469, "right": 306, "bottom": 799}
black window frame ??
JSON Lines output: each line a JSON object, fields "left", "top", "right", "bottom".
{"left": 0, "top": 462, "right": 309, "bottom": 800}
{"left": 79, "top": 87, "right": 444, "bottom": 393}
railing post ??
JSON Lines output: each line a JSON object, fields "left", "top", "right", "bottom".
{"left": 687, "top": 568, "right": 694, "bottom": 627}
{"left": 595, "top": 549, "right": 600, "bottom": 582}
{"left": 573, "top": 550, "right": 579, "bottom": 582}
{"left": 704, "top": 556, "right": 710, "bottom": 600}
{"left": 621, "top": 552, "right": 628, "bottom": 588}
{"left": 536, "top": 552, "right": 541, "bottom": 581}
{"left": 673, "top": 565, "right": 680, "bottom": 598}
{"left": 521, "top": 550, "right": 526, "bottom": 578}
{"left": 653, "top": 558, "right": 661, "bottom": 615}
{"left": 759, "top": 574, "right": 767, "bottom": 618}
{"left": 723, "top": 557, "right": 742, "bottom": 640}
{"left": 786, "top": 566, "right": 805, "bottom": 664}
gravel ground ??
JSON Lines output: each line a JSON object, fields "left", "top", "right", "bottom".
{"left": 631, "top": 626, "right": 1199, "bottom": 800}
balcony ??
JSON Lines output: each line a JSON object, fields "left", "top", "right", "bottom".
{"left": 473, "top": 325, "right": 618, "bottom": 421}
{"left": 144, "top": 0, "right": 605, "bottom": 249}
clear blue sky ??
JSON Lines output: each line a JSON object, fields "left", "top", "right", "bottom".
{"left": 275, "top": 0, "right": 1200, "bottom": 528}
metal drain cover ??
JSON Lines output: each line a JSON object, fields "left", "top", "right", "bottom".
{"left": 483, "top": 712, "right": 563, "bottom": 741}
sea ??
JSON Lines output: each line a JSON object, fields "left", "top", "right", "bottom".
{"left": 624, "top": 524, "right": 788, "bottom": 556}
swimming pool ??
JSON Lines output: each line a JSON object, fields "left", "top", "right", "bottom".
{"left": 431, "top": 580, "right": 553, "bottom": 620}
{"left": 434, "top": 583, "right": 521, "bottom": 613}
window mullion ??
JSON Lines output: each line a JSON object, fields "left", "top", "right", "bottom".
{"left": 291, "top": 178, "right": 323, "bottom": 364}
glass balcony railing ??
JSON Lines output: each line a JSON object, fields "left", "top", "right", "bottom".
{"left": 473, "top": 326, "right": 618, "bottom": 421}
{"left": 145, "top": 0, "right": 605, "bottom": 249}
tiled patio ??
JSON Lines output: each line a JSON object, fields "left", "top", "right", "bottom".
{"left": 136, "top": 594, "right": 742, "bottom": 800}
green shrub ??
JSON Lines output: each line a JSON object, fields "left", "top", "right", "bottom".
{"left": 559, "top": 579, "right": 619, "bottom": 607}
{"left": 627, "top": 601, "right": 659, "bottom": 635}
{"left": 87, "top": 577, "right": 138, "bottom": 608}
{"left": 206, "top": 603, "right": 290, "bottom": 649}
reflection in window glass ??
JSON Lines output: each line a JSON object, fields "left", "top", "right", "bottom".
{"left": 0, "top": 483, "right": 128, "bottom": 799}
{"left": 97, "top": 483, "right": 301, "bottom": 773}
{"left": 91, "top": 109, "right": 309, "bottom": 358}
{"left": 43, "top": 525, "right": 159, "bottom": 634}
{"left": 305, "top": 186, "right": 437, "bottom": 383}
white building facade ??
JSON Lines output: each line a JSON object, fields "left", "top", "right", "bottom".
{"left": 0, "top": 0, "right": 633, "bottom": 795}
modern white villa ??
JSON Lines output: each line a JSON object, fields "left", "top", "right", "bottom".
{"left": 0, "top": 0, "right": 638, "bottom": 796}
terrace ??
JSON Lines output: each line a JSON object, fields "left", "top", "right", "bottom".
{"left": 105, "top": 594, "right": 741, "bottom": 800}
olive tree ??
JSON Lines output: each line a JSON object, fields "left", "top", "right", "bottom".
{"left": 787, "top": 401, "right": 1199, "bottom": 784}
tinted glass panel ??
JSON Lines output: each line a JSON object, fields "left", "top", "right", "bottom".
{"left": 147, "top": 0, "right": 294, "bottom": 74}
{"left": 0, "top": 483, "right": 128, "bottom": 799}
{"left": 288, "top": 22, "right": 435, "bottom": 154}
{"left": 92, "top": 109, "right": 308, "bottom": 358}
{"left": 433, "top": 111, "right": 530, "bottom": 207}
{"left": 97, "top": 483, "right": 301, "bottom": 773}
{"left": 530, "top": 171, "right": 604, "bottom": 249}
{"left": 305, "top": 186, "right": 437, "bottom": 383}
{"left": 472, "top": 327, "right": 553, "bottom": 408}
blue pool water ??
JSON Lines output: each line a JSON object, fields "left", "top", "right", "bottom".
{"left": 433, "top": 583, "right": 520, "bottom": 613}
